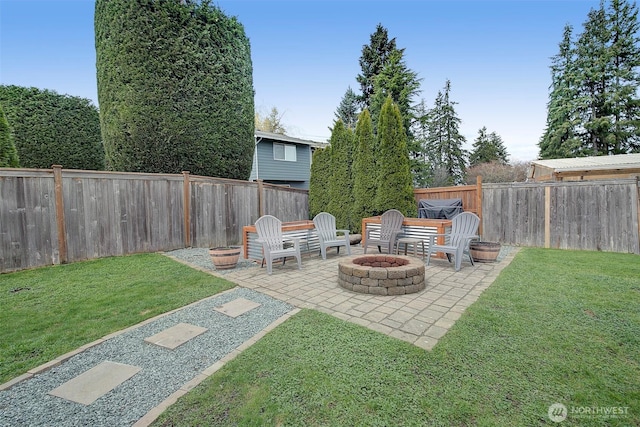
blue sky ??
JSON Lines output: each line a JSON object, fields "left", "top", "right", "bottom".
{"left": 0, "top": 0, "right": 601, "bottom": 161}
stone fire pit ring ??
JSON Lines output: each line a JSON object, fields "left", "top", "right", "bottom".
{"left": 338, "top": 255, "right": 425, "bottom": 295}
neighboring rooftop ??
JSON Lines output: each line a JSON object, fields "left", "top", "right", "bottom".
{"left": 255, "top": 130, "right": 326, "bottom": 148}
{"left": 530, "top": 153, "right": 640, "bottom": 181}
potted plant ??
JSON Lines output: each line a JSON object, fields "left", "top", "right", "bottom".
{"left": 209, "top": 246, "right": 241, "bottom": 270}
{"left": 469, "top": 241, "right": 501, "bottom": 263}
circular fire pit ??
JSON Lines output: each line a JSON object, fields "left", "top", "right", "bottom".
{"left": 338, "top": 255, "right": 425, "bottom": 295}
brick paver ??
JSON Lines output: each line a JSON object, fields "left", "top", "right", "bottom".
{"left": 222, "top": 245, "right": 518, "bottom": 349}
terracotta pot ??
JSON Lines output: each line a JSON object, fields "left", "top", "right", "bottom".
{"left": 469, "top": 241, "right": 501, "bottom": 263}
{"left": 209, "top": 247, "right": 241, "bottom": 270}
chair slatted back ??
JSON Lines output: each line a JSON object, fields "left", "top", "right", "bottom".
{"left": 450, "top": 212, "right": 480, "bottom": 247}
{"left": 380, "top": 209, "right": 404, "bottom": 240}
{"left": 255, "top": 215, "right": 284, "bottom": 251}
{"left": 313, "top": 212, "right": 337, "bottom": 242}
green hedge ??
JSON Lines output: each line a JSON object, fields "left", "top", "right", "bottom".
{"left": 0, "top": 85, "right": 103, "bottom": 170}
{"left": 95, "top": 0, "right": 254, "bottom": 179}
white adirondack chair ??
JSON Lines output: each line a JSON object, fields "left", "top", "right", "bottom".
{"left": 363, "top": 209, "right": 404, "bottom": 254}
{"left": 255, "top": 215, "right": 302, "bottom": 275}
{"left": 426, "top": 212, "right": 480, "bottom": 271}
{"left": 313, "top": 212, "right": 351, "bottom": 260}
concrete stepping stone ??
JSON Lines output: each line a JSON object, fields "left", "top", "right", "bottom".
{"left": 144, "top": 322, "right": 208, "bottom": 350}
{"left": 214, "top": 297, "right": 261, "bottom": 318}
{"left": 48, "top": 361, "right": 141, "bottom": 405}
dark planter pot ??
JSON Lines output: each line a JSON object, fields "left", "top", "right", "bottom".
{"left": 469, "top": 241, "right": 501, "bottom": 263}
{"left": 209, "top": 246, "right": 241, "bottom": 270}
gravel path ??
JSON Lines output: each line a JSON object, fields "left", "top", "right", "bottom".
{"left": 0, "top": 287, "right": 293, "bottom": 427}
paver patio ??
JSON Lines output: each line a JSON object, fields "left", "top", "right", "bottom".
{"left": 218, "top": 245, "right": 519, "bottom": 350}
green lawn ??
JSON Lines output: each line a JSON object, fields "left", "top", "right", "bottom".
{"left": 154, "top": 248, "right": 640, "bottom": 426}
{"left": 0, "top": 253, "right": 235, "bottom": 383}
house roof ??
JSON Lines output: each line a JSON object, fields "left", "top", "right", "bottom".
{"left": 532, "top": 153, "right": 640, "bottom": 172}
{"left": 255, "top": 130, "right": 325, "bottom": 148}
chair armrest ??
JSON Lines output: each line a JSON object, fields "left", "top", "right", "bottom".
{"left": 283, "top": 236, "right": 301, "bottom": 249}
{"left": 336, "top": 229, "right": 350, "bottom": 237}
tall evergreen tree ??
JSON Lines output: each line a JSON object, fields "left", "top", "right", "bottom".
{"left": 426, "top": 80, "right": 467, "bottom": 185}
{"left": 334, "top": 87, "right": 359, "bottom": 130}
{"left": 356, "top": 24, "right": 401, "bottom": 109}
{"left": 327, "top": 120, "right": 355, "bottom": 231}
{"left": 96, "top": 0, "right": 254, "bottom": 178}
{"left": 352, "top": 109, "right": 377, "bottom": 232}
{"left": 369, "top": 49, "right": 422, "bottom": 135}
{"left": 575, "top": 5, "right": 612, "bottom": 155}
{"left": 308, "top": 146, "right": 331, "bottom": 219}
{"left": 0, "top": 103, "right": 19, "bottom": 167}
{"left": 469, "top": 127, "right": 509, "bottom": 166}
{"left": 607, "top": 0, "right": 640, "bottom": 153}
{"left": 375, "top": 97, "right": 416, "bottom": 217}
{"left": 542, "top": 0, "right": 640, "bottom": 158}
{"left": 410, "top": 99, "right": 434, "bottom": 187}
{"left": 539, "top": 25, "right": 583, "bottom": 159}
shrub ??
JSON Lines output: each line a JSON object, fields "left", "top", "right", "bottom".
{"left": 95, "top": 0, "right": 254, "bottom": 178}
{"left": 0, "top": 85, "right": 103, "bottom": 170}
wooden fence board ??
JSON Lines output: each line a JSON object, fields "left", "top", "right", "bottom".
{"left": 483, "top": 180, "right": 639, "bottom": 254}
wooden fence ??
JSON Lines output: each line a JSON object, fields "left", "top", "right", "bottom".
{"left": 0, "top": 167, "right": 308, "bottom": 273}
{"left": 482, "top": 178, "right": 640, "bottom": 254}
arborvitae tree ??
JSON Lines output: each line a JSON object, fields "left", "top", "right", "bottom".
{"left": 426, "top": 80, "right": 467, "bottom": 185}
{"left": 0, "top": 103, "right": 19, "bottom": 167}
{"left": 469, "top": 127, "right": 509, "bottom": 166}
{"left": 96, "top": 0, "right": 254, "bottom": 178}
{"left": 0, "top": 85, "right": 103, "bottom": 170}
{"left": 356, "top": 24, "right": 401, "bottom": 109}
{"left": 352, "top": 109, "right": 377, "bottom": 232}
{"left": 375, "top": 97, "right": 416, "bottom": 217}
{"left": 334, "top": 87, "right": 359, "bottom": 130}
{"left": 539, "top": 25, "right": 583, "bottom": 159}
{"left": 327, "top": 120, "right": 355, "bottom": 230}
{"left": 308, "top": 146, "right": 331, "bottom": 219}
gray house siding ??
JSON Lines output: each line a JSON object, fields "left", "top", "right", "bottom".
{"left": 250, "top": 134, "right": 315, "bottom": 190}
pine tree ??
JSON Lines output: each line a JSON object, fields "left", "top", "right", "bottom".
{"left": 327, "top": 120, "right": 355, "bottom": 231}
{"left": 426, "top": 80, "right": 467, "bottom": 185}
{"left": 369, "top": 49, "right": 422, "bottom": 135}
{"left": 607, "top": 0, "right": 640, "bottom": 153}
{"left": 539, "top": 25, "right": 583, "bottom": 159}
{"left": 334, "top": 87, "right": 359, "bottom": 130}
{"left": 410, "top": 99, "right": 433, "bottom": 187}
{"left": 469, "top": 127, "right": 509, "bottom": 166}
{"left": 308, "top": 146, "right": 331, "bottom": 219}
{"left": 540, "top": 0, "right": 640, "bottom": 158}
{"left": 0, "top": 103, "right": 19, "bottom": 167}
{"left": 352, "top": 109, "right": 377, "bottom": 232}
{"left": 356, "top": 24, "right": 401, "bottom": 109}
{"left": 375, "top": 97, "right": 416, "bottom": 217}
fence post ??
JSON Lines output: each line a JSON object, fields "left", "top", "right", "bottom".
{"left": 257, "top": 179, "right": 265, "bottom": 217}
{"left": 182, "top": 171, "right": 191, "bottom": 248}
{"left": 544, "top": 185, "right": 551, "bottom": 248}
{"left": 52, "top": 165, "right": 68, "bottom": 264}
{"left": 476, "top": 175, "right": 483, "bottom": 236}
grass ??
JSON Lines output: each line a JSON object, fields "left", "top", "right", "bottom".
{"left": 0, "top": 253, "right": 235, "bottom": 383}
{"left": 154, "top": 248, "right": 640, "bottom": 426}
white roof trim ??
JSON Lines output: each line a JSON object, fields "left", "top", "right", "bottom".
{"left": 255, "top": 130, "right": 325, "bottom": 147}
{"left": 532, "top": 153, "right": 640, "bottom": 172}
